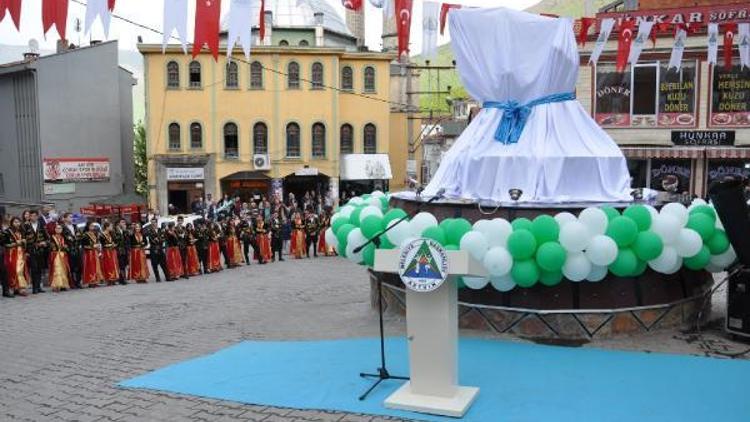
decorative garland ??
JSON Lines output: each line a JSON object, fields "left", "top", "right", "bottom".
{"left": 325, "top": 193, "right": 736, "bottom": 292}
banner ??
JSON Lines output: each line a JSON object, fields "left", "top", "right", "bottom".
{"left": 395, "top": 0, "right": 413, "bottom": 57}
{"left": 707, "top": 23, "right": 719, "bottom": 66}
{"left": 739, "top": 23, "right": 750, "bottom": 69}
{"left": 43, "top": 158, "right": 110, "bottom": 182}
{"left": 42, "top": 0, "right": 69, "bottom": 40}
{"left": 259, "top": 0, "right": 266, "bottom": 41}
{"left": 589, "top": 18, "right": 614, "bottom": 65}
{"left": 668, "top": 28, "right": 687, "bottom": 71}
{"left": 628, "top": 20, "right": 653, "bottom": 65}
{"left": 227, "top": 0, "right": 253, "bottom": 59}
{"left": 342, "top": 0, "right": 362, "bottom": 11}
{"left": 615, "top": 20, "right": 635, "bottom": 72}
{"left": 724, "top": 22, "right": 737, "bottom": 71}
{"left": 0, "top": 0, "right": 22, "bottom": 30}
{"left": 85, "top": 0, "right": 112, "bottom": 37}
{"left": 109, "top": 0, "right": 116, "bottom": 11}
{"left": 163, "top": 0, "right": 188, "bottom": 54}
{"left": 577, "top": 17, "right": 595, "bottom": 46}
{"left": 421, "top": 1, "right": 439, "bottom": 59}
{"left": 598, "top": 4, "right": 750, "bottom": 27}
{"left": 193, "top": 0, "right": 222, "bottom": 60}
{"left": 440, "top": 3, "right": 460, "bottom": 35}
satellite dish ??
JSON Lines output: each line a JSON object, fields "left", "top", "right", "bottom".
{"left": 28, "top": 39, "right": 40, "bottom": 54}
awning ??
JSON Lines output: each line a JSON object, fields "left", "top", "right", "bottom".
{"left": 620, "top": 147, "right": 704, "bottom": 159}
{"left": 221, "top": 171, "right": 270, "bottom": 181}
{"left": 340, "top": 154, "right": 393, "bottom": 181}
{"left": 705, "top": 148, "right": 750, "bottom": 159}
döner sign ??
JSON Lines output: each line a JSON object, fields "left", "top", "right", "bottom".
{"left": 671, "top": 131, "right": 735, "bottom": 146}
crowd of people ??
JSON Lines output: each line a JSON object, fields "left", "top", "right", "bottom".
{"left": 0, "top": 193, "right": 336, "bottom": 298}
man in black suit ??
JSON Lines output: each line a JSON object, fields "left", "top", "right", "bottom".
{"left": 114, "top": 219, "right": 130, "bottom": 285}
{"left": 61, "top": 212, "right": 82, "bottom": 289}
{"left": 145, "top": 217, "right": 167, "bottom": 282}
{"left": 23, "top": 210, "right": 49, "bottom": 294}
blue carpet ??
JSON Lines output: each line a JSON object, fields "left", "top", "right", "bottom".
{"left": 119, "top": 337, "right": 750, "bottom": 421}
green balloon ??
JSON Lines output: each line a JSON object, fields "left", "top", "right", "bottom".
{"left": 507, "top": 229, "right": 538, "bottom": 260}
{"left": 706, "top": 229, "right": 730, "bottom": 255}
{"left": 350, "top": 207, "right": 365, "bottom": 226}
{"left": 444, "top": 244, "right": 459, "bottom": 251}
{"left": 362, "top": 194, "right": 371, "bottom": 201}
{"left": 422, "top": 226, "right": 447, "bottom": 245}
{"left": 632, "top": 231, "right": 663, "bottom": 261}
{"left": 609, "top": 248, "right": 638, "bottom": 277}
{"left": 447, "top": 218, "right": 473, "bottom": 245}
{"left": 360, "top": 215, "right": 384, "bottom": 239}
{"left": 684, "top": 246, "right": 711, "bottom": 270}
{"left": 380, "top": 196, "right": 389, "bottom": 210}
{"left": 535, "top": 242, "right": 567, "bottom": 272}
{"left": 539, "top": 269, "right": 563, "bottom": 287}
{"left": 511, "top": 260, "right": 540, "bottom": 288}
{"left": 456, "top": 277, "right": 467, "bottom": 289}
{"left": 689, "top": 205, "right": 717, "bottom": 225}
{"left": 632, "top": 259, "right": 648, "bottom": 277}
{"left": 379, "top": 237, "right": 396, "bottom": 250}
{"left": 602, "top": 206, "right": 620, "bottom": 221}
{"left": 606, "top": 216, "right": 639, "bottom": 248}
{"left": 439, "top": 218, "right": 454, "bottom": 232}
{"left": 331, "top": 217, "right": 349, "bottom": 234}
{"left": 382, "top": 208, "right": 407, "bottom": 226}
{"left": 623, "top": 205, "right": 652, "bottom": 231}
{"left": 531, "top": 215, "right": 560, "bottom": 244}
{"left": 363, "top": 244, "right": 376, "bottom": 266}
{"left": 686, "top": 213, "right": 716, "bottom": 241}
{"left": 336, "top": 224, "right": 356, "bottom": 251}
{"left": 511, "top": 217, "right": 533, "bottom": 231}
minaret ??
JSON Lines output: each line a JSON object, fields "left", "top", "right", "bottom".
{"left": 345, "top": 8, "right": 366, "bottom": 49}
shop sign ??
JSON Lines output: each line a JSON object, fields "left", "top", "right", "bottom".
{"left": 671, "top": 131, "right": 735, "bottom": 146}
{"left": 598, "top": 4, "right": 750, "bottom": 27}
{"left": 295, "top": 167, "right": 319, "bottom": 176}
{"left": 710, "top": 64, "right": 750, "bottom": 127}
{"left": 707, "top": 164, "right": 750, "bottom": 183}
{"left": 44, "top": 183, "right": 75, "bottom": 195}
{"left": 167, "top": 167, "right": 205, "bottom": 181}
{"left": 650, "top": 160, "right": 691, "bottom": 194}
{"left": 43, "top": 158, "right": 110, "bottom": 182}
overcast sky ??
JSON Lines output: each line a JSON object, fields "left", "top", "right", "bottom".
{"left": 0, "top": 0, "right": 539, "bottom": 54}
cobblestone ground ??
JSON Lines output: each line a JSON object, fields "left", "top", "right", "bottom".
{"left": 0, "top": 257, "right": 746, "bottom": 421}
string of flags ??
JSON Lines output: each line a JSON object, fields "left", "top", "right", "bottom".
{"left": 1, "top": 0, "right": 749, "bottom": 70}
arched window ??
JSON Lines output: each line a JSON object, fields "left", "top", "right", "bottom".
{"left": 226, "top": 61, "right": 239, "bottom": 88}
{"left": 279, "top": 40, "right": 289, "bottom": 46}
{"left": 364, "top": 123, "right": 376, "bottom": 154}
{"left": 311, "top": 62, "right": 324, "bottom": 89}
{"left": 189, "top": 61, "right": 201, "bottom": 88}
{"left": 340, "top": 124, "right": 353, "bottom": 154}
{"left": 288, "top": 62, "right": 300, "bottom": 89}
{"left": 364, "top": 66, "right": 376, "bottom": 92}
{"left": 250, "top": 61, "right": 263, "bottom": 89}
{"left": 167, "top": 61, "right": 179, "bottom": 88}
{"left": 312, "top": 123, "right": 326, "bottom": 158}
{"left": 168, "top": 123, "right": 181, "bottom": 150}
{"left": 341, "top": 66, "right": 353, "bottom": 90}
{"left": 224, "top": 123, "right": 239, "bottom": 159}
{"left": 299, "top": 40, "right": 309, "bottom": 46}
{"left": 286, "top": 123, "right": 301, "bottom": 158}
{"left": 190, "top": 122, "right": 202, "bottom": 149}
{"left": 253, "top": 122, "right": 268, "bottom": 155}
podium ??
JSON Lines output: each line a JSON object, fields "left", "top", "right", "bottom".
{"left": 373, "top": 245, "right": 486, "bottom": 417}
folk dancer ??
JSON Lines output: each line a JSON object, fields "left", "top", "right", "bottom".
{"left": 80, "top": 222, "right": 104, "bottom": 287}
{"left": 239, "top": 218, "right": 255, "bottom": 266}
{"left": 225, "top": 220, "right": 244, "bottom": 268}
{"left": 48, "top": 224, "right": 71, "bottom": 291}
{"left": 255, "top": 216, "right": 272, "bottom": 264}
{"left": 3, "top": 217, "right": 30, "bottom": 296}
{"left": 164, "top": 222, "right": 184, "bottom": 281}
{"left": 184, "top": 223, "right": 202, "bottom": 276}
{"left": 206, "top": 222, "right": 224, "bottom": 272}
{"left": 194, "top": 220, "right": 210, "bottom": 274}
{"left": 304, "top": 209, "right": 319, "bottom": 258}
{"left": 114, "top": 219, "right": 129, "bottom": 285}
{"left": 290, "top": 212, "right": 306, "bottom": 259}
{"left": 0, "top": 214, "right": 10, "bottom": 297}
{"left": 61, "top": 213, "right": 82, "bottom": 288}
{"left": 146, "top": 218, "right": 168, "bottom": 282}
{"left": 269, "top": 212, "right": 283, "bottom": 262}
{"left": 100, "top": 222, "right": 120, "bottom": 286}
{"left": 318, "top": 211, "right": 333, "bottom": 256}
{"left": 24, "top": 210, "right": 49, "bottom": 294}
{"left": 128, "top": 223, "right": 150, "bottom": 283}
{"left": 175, "top": 216, "right": 190, "bottom": 279}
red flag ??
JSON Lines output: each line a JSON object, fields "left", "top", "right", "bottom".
{"left": 192, "top": 0, "right": 222, "bottom": 60}
{"left": 42, "top": 0, "right": 69, "bottom": 40}
{"left": 616, "top": 20, "right": 635, "bottom": 73}
{"left": 0, "top": 0, "right": 4, "bottom": 21}
{"left": 395, "top": 0, "right": 412, "bottom": 57}
{"left": 439, "top": 3, "right": 460, "bottom": 36}
{"left": 0, "top": 0, "right": 22, "bottom": 30}
{"left": 108, "top": 0, "right": 116, "bottom": 11}
{"left": 577, "top": 17, "right": 595, "bottom": 46}
{"left": 650, "top": 22, "right": 670, "bottom": 48}
{"left": 342, "top": 0, "right": 362, "bottom": 11}
{"left": 259, "top": 0, "right": 265, "bottom": 40}
{"left": 724, "top": 22, "right": 738, "bottom": 71}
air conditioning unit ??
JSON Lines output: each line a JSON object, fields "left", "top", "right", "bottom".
{"left": 253, "top": 154, "right": 271, "bottom": 170}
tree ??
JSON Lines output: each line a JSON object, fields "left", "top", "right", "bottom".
{"left": 133, "top": 121, "right": 148, "bottom": 199}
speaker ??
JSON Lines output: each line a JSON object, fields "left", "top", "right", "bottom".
{"left": 708, "top": 179, "right": 750, "bottom": 267}
{"left": 727, "top": 269, "right": 750, "bottom": 338}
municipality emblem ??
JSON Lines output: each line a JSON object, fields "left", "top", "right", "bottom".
{"left": 398, "top": 238, "right": 449, "bottom": 292}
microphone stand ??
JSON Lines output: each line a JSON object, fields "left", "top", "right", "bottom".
{"left": 356, "top": 191, "right": 444, "bottom": 401}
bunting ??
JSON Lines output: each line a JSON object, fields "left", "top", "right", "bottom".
{"left": 192, "top": 0, "right": 222, "bottom": 60}
{"left": 162, "top": 0, "right": 188, "bottom": 54}
{"left": 651, "top": 22, "right": 670, "bottom": 47}
{"left": 85, "top": 0, "right": 112, "bottom": 37}
{"left": 227, "top": 0, "right": 253, "bottom": 60}
{"left": 589, "top": 18, "right": 614, "bottom": 65}
{"left": 615, "top": 20, "right": 635, "bottom": 72}
{"left": 395, "top": 0, "right": 412, "bottom": 57}
{"left": 342, "top": 0, "right": 362, "bottom": 11}
{"left": 724, "top": 23, "right": 737, "bottom": 71}
{"left": 739, "top": 23, "right": 749, "bottom": 69}
{"left": 668, "top": 27, "right": 687, "bottom": 71}
{"left": 109, "top": 0, "right": 116, "bottom": 11}
{"left": 0, "top": 0, "right": 22, "bottom": 30}
{"left": 439, "top": 3, "right": 460, "bottom": 35}
{"left": 707, "top": 23, "right": 719, "bottom": 66}
{"left": 421, "top": 1, "right": 439, "bottom": 59}
{"left": 628, "top": 20, "right": 653, "bottom": 66}
{"left": 42, "top": 0, "right": 69, "bottom": 40}
{"left": 577, "top": 17, "right": 594, "bottom": 46}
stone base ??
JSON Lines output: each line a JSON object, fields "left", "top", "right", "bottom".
{"left": 385, "top": 382, "right": 479, "bottom": 418}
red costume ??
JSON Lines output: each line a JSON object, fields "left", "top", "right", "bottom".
{"left": 48, "top": 234, "right": 71, "bottom": 290}
{"left": 165, "top": 230, "right": 183, "bottom": 280}
{"left": 100, "top": 232, "right": 120, "bottom": 284}
{"left": 290, "top": 218, "right": 306, "bottom": 259}
{"left": 185, "top": 232, "right": 201, "bottom": 276}
{"left": 128, "top": 232, "right": 150, "bottom": 282}
{"left": 3, "top": 229, "right": 30, "bottom": 292}
{"left": 81, "top": 232, "right": 104, "bottom": 286}
{"left": 225, "top": 226, "right": 243, "bottom": 267}
{"left": 207, "top": 224, "right": 223, "bottom": 272}
{"left": 318, "top": 214, "right": 334, "bottom": 256}
{"left": 254, "top": 220, "right": 272, "bottom": 263}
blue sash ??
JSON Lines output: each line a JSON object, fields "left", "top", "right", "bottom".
{"left": 483, "top": 92, "right": 576, "bottom": 144}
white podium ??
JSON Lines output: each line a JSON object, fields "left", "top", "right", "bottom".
{"left": 373, "top": 247, "right": 486, "bottom": 417}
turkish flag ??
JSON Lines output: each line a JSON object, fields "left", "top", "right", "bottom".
{"left": 650, "top": 22, "right": 671, "bottom": 48}
{"left": 43, "top": 0, "right": 69, "bottom": 40}
{"left": 342, "top": 0, "right": 362, "bottom": 11}
{"left": 577, "top": 17, "right": 595, "bottom": 46}
{"left": 192, "top": 0, "right": 222, "bottom": 60}
{"left": 616, "top": 20, "right": 635, "bottom": 73}
{"left": 108, "top": 0, "right": 116, "bottom": 11}
{"left": 439, "top": 3, "right": 460, "bottom": 35}
{"left": 259, "top": 0, "right": 266, "bottom": 40}
{"left": 724, "top": 22, "right": 738, "bottom": 71}
{"left": 395, "top": 0, "right": 412, "bottom": 57}
{"left": 0, "top": 0, "right": 22, "bottom": 30}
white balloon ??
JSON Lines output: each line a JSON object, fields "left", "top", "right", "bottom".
{"left": 586, "top": 265, "right": 608, "bottom": 282}
{"left": 644, "top": 205, "right": 659, "bottom": 220}
{"left": 472, "top": 219, "right": 490, "bottom": 233}
{"left": 563, "top": 252, "right": 591, "bottom": 282}
{"left": 648, "top": 246, "right": 678, "bottom": 274}
{"left": 371, "top": 190, "right": 385, "bottom": 198}
{"left": 360, "top": 205, "right": 383, "bottom": 221}
{"left": 675, "top": 229, "right": 703, "bottom": 258}
{"left": 482, "top": 247, "right": 513, "bottom": 277}
{"left": 459, "top": 231, "right": 489, "bottom": 262}
{"left": 346, "top": 242, "right": 363, "bottom": 263}
{"left": 347, "top": 228, "right": 366, "bottom": 249}
{"left": 490, "top": 275, "right": 516, "bottom": 292}
{"left": 710, "top": 247, "right": 737, "bottom": 269}
{"left": 339, "top": 205, "right": 355, "bottom": 218}
{"left": 705, "top": 263, "right": 725, "bottom": 273}
{"left": 559, "top": 221, "right": 592, "bottom": 253}
{"left": 368, "top": 197, "right": 382, "bottom": 208}
{"left": 688, "top": 198, "right": 707, "bottom": 211}
{"left": 585, "top": 235, "right": 618, "bottom": 266}
{"left": 349, "top": 197, "right": 364, "bottom": 206}
{"left": 578, "top": 207, "right": 608, "bottom": 235}
{"left": 385, "top": 219, "right": 411, "bottom": 246}
{"left": 651, "top": 214, "right": 681, "bottom": 245}
{"left": 554, "top": 212, "right": 577, "bottom": 227}
{"left": 479, "top": 218, "right": 513, "bottom": 248}
{"left": 661, "top": 202, "right": 688, "bottom": 227}
{"left": 463, "top": 276, "right": 489, "bottom": 290}
{"left": 324, "top": 228, "right": 338, "bottom": 250}
{"left": 664, "top": 257, "right": 683, "bottom": 275}
{"left": 410, "top": 212, "right": 438, "bottom": 236}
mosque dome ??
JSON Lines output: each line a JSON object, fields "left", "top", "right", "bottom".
{"left": 221, "top": 0, "right": 352, "bottom": 36}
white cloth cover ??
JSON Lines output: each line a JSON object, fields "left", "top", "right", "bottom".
{"left": 423, "top": 8, "right": 631, "bottom": 203}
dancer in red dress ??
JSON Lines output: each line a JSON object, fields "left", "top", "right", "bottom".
{"left": 317, "top": 211, "right": 334, "bottom": 256}
{"left": 184, "top": 224, "right": 202, "bottom": 276}
{"left": 290, "top": 213, "right": 306, "bottom": 259}
{"left": 100, "top": 222, "right": 120, "bottom": 285}
{"left": 81, "top": 222, "right": 104, "bottom": 287}
{"left": 254, "top": 216, "right": 272, "bottom": 264}
{"left": 224, "top": 220, "right": 243, "bottom": 268}
{"left": 206, "top": 222, "right": 223, "bottom": 272}
{"left": 2, "top": 217, "right": 30, "bottom": 296}
{"left": 48, "top": 224, "right": 71, "bottom": 291}
{"left": 164, "top": 222, "right": 183, "bottom": 281}
{"left": 128, "top": 223, "right": 150, "bottom": 283}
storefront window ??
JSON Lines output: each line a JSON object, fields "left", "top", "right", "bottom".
{"left": 627, "top": 159, "right": 648, "bottom": 188}
{"left": 707, "top": 160, "right": 750, "bottom": 189}
{"left": 709, "top": 59, "right": 750, "bottom": 127}
{"left": 650, "top": 159, "right": 691, "bottom": 195}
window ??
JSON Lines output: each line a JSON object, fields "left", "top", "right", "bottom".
{"left": 253, "top": 122, "right": 268, "bottom": 155}
{"left": 311, "top": 62, "right": 324, "bottom": 89}
{"left": 189, "top": 61, "right": 201, "bottom": 88}
{"left": 190, "top": 123, "right": 202, "bottom": 149}
{"left": 627, "top": 159, "right": 648, "bottom": 189}
{"left": 250, "top": 61, "right": 263, "bottom": 89}
{"left": 224, "top": 123, "right": 239, "bottom": 159}
{"left": 363, "top": 124, "right": 376, "bottom": 154}
{"left": 710, "top": 59, "right": 750, "bottom": 127}
{"left": 707, "top": 159, "right": 750, "bottom": 187}
{"left": 299, "top": 40, "right": 309, "bottom": 46}
{"left": 168, "top": 123, "right": 181, "bottom": 150}
{"left": 226, "top": 61, "right": 239, "bottom": 88}
{"left": 279, "top": 40, "right": 289, "bottom": 46}
{"left": 341, "top": 66, "right": 353, "bottom": 90}
{"left": 286, "top": 123, "right": 301, "bottom": 158}
{"left": 340, "top": 124, "right": 353, "bottom": 154}
{"left": 167, "top": 61, "right": 179, "bottom": 88}
{"left": 312, "top": 123, "right": 325, "bottom": 158}
{"left": 650, "top": 159, "right": 692, "bottom": 195}
{"left": 288, "top": 62, "right": 300, "bottom": 89}
{"left": 364, "top": 66, "right": 376, "bottom": 92}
